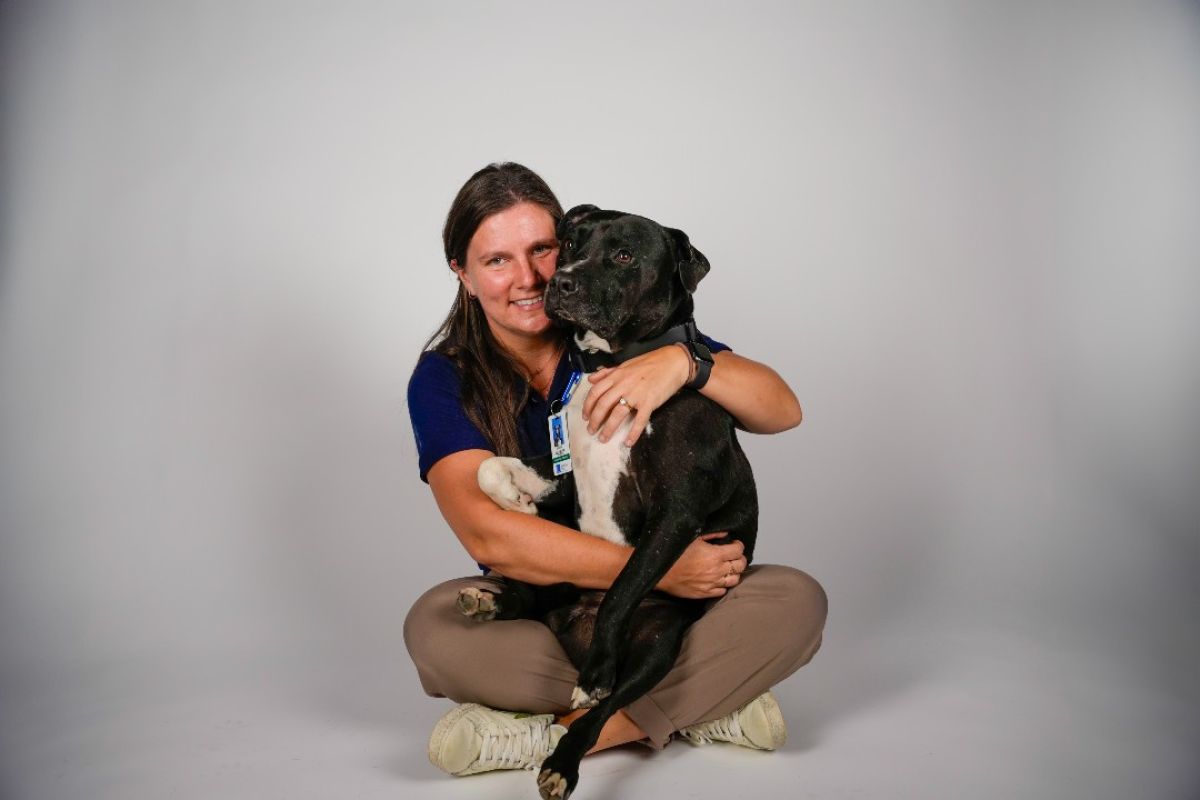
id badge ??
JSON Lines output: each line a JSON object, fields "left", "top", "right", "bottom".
{"left": 549, "top": 370, "right": 581, "bottom": 476}
{"left": 549, "top": 410, "right": 572, "bottom": 475}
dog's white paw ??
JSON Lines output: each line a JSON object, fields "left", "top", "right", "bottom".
{"left": 478, "top": 457, "right": 553, "bottom": 514}
{"left": 569, "top": 685, "right": 604, "bottom": 710}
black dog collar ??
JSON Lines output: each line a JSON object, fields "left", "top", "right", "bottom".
{"left": 571, "top": 320, "right": 714, "bottom": 390}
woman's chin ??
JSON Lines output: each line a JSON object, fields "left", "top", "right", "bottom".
{"left": 520, "top": 312, "right": 553, "bottom": 335}
{"left": 493, "top": 313, "right": 554, "bottom": 344}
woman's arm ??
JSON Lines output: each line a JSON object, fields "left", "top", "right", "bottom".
{"left": 702, "top": 350, "right": 803, "bottom": 432}
{"left": 583, "top": 346, "right": 802, "bottom": 445}
{"left": 427, "top": 448, "right": 746, "bottom": 598}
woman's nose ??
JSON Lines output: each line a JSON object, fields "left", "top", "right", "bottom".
{"left": 514, "top": 257, "right": 540, "bottom": 287}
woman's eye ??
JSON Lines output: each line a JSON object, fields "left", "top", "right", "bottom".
{"left": 615, "top": 249, "right": 633, "bottom": 264}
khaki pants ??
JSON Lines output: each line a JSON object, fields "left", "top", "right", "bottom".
{"left": 403, "top": 564, "right": 827, "bottom": 748}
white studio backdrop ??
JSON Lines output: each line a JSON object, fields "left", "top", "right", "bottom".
{"left": 1, "top": 2, "right": 1198, "bottom": 798}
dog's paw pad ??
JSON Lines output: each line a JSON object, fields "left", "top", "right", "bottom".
{"left": 515, "top": 494, "right": 537, "bottom": 514}
{"left": 537, "top": 768, "right": 572, "bottom": 800}
{"left": 456, "top": 587, "right": 497, "bottom": 621}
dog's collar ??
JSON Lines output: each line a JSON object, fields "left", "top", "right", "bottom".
{"left": 570, "top": 320, "right": 700, "bottom": 373}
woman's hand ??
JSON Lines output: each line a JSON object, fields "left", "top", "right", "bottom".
{"left": 583, "top": 345, "right": 691, "bottom": 447}
{"left": 657, "top": 533, "right": 748, "bottom": 599}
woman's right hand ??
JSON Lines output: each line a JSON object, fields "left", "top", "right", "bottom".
{"left": 658, "top": 532, "right": 747, "bottom": 599}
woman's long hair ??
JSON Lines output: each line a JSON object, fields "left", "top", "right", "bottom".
{"left": 422, "top": 162, "right": 565, "bottom": 456}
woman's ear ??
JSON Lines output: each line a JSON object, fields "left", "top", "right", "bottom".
{"left": 451, "top": 259, "right": 476, "bottom": 298}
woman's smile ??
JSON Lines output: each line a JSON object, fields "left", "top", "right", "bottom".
{"left": 511, "top": 295, "right": 544, "bottom": 310}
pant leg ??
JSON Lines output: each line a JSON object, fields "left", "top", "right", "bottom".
{"left": 402, "top": 564, "right": 827, "bottom": 748}
{"left": 627, "top": 564, "right": 827, "bottom": 747}
{"left": 403, "top": 575, "right": 580, "bottom": 714}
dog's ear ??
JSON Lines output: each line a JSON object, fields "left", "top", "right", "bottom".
{"left": 557, "top": 204, "right": 599, "bottom": 237}
{"left": 666, "top": 227, "right": 710, "bottom": 293}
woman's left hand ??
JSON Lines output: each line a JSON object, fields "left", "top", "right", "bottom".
{"left": 583, "top": 345, "right": 691, "bottom": 447}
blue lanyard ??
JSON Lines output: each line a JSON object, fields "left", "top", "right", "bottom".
{"left": 550, "top": 371, "right": 582, "bottom": 414}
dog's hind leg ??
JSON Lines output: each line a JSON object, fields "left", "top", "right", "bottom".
{"left": 456, "top": 577, "right": 539, "bottom": 622}
{"left": 536, "top": 603, "right": 696, "bottom": 800}
{"left": 458, "top": 578, "right": 582, "bottom": 623}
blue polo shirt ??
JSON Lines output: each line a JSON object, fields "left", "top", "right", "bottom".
{"left": 407, "top": 335, "right": 728, "bottom": 482}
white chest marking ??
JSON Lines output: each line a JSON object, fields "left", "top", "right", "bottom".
{"left": 566, "top": 377, "right": 631, "bottom": 546}
{"left": 575, "top": 331, "right": 613, "bottom": 353}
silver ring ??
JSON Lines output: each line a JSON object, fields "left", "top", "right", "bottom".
{"left": 618, "top": 397, "right": 629, "bottom": 407}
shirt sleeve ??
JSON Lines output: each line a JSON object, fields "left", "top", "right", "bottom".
{"left": 697, "top": 330, "right": 730, "bottom": 353}
{"left": 407, "top": 352, "right": 493, "bottom": 483}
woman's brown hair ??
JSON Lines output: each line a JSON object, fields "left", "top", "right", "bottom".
{"left": 422, "top": 162, "right": 565, "bottom": 456}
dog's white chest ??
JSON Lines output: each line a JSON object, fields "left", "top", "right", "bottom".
{"left": 565, "top": 377, "right": 631, "bottom": 547}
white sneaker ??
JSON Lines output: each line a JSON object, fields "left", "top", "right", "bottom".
{"left": 677, "top": 691, "right": 787, "bottom": 751}
{"left": 428, "top": 703, "right": 567, "bottom": 776}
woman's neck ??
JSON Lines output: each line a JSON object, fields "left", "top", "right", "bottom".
{"left": 499, "top": 332, "right": 562, "bottom": 398}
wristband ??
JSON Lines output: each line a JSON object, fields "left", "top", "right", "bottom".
{"left": 674, "top": 342, "right": 696, "bottom": 386}
{"left": 683, "top": 339, "right": 713, "bottom": 391}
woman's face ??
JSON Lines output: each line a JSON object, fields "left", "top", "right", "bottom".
{"left": 454, "top": 202, "right": 560, "bottom": 349}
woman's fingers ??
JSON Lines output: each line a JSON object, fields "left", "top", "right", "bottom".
{"left": 655, "top": 531, "right": 749, "bottom": 599}
{"left": 581, "top": 349, "right": 682, "bottom": 438}
{"left": 598, "top": 400, "right": 635, "bottom": 442}
{"left": 582, "top": 368, "right": 611, "bottom": 420}
{"left": 623, "top": 408, "right": 652, "bottom": 447}
{"left": 584, "top": 375, "right": 625, "bottom": 434}
{"left": 585, "top": 374, "right": 642, "bottom": 441}
{"left": 704, "top": 535, "right": 746, "bottom": 589}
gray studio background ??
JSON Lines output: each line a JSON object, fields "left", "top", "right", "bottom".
{"left": 2, "top": 2, "right": 1198, "bottom": 799}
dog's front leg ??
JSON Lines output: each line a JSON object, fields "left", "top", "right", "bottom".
{"left": 540, "top": 602, "right": 698, "bottom": 800}
{"left": 570, "top": 519, "right": 699, "bottom": 709}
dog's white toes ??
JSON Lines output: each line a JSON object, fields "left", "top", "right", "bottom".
{"left": 507, "top": 492, "right": 536, "bottom": 514}
{"left": 569, "top": 686, "right": 598, "bottom": 710}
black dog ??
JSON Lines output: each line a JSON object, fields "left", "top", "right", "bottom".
{"left": 462, "top": 204, "right": 758, "bottom": 800}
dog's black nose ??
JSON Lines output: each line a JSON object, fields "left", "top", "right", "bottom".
{"left": 551, "top": 274, "right": 577, "bottom": 296}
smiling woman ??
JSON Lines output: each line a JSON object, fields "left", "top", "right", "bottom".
{"left": 404, "top": 162, "right": 825, "bottom": 782}
{"left": 450, "top": 202, "right": 561, "bottom": 377}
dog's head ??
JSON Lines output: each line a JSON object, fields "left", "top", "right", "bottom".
{"left": 545, "top": 204, "right": 710, "bottom": 351}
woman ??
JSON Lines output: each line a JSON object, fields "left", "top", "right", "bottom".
{"left": 404, "top": 162, "right": 827, "bottom": 776}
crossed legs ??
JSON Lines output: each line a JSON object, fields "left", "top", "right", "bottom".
{"left": 404, "top": 564, "right": 827, "bottom": 749}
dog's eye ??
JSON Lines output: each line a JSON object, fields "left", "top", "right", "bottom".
{"left": 563, "top": 240, "right": 574, "bottom": 251}
{"left": 614, "top": 249, "right": 633, "bottom": 264}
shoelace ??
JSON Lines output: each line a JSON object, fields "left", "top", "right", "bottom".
{"left": 686, "top": 711, "right": 744, "bottom": 744}
{"left": 477, "top": 719, "right": 554, "bottom": 771}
